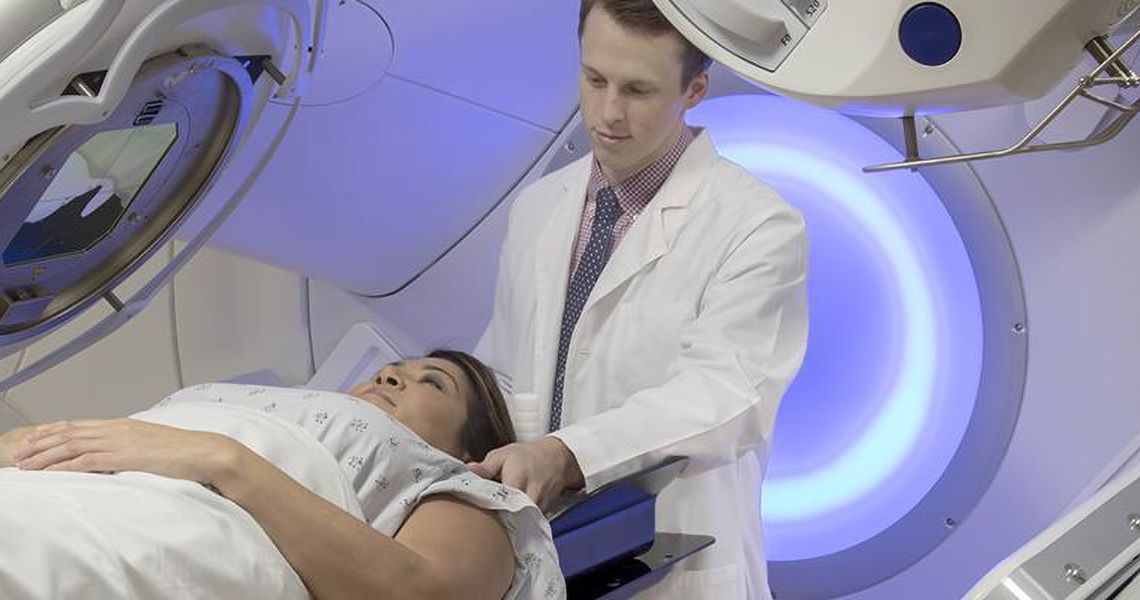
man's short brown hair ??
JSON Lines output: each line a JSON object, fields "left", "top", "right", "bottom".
{"left": 578, "top": 0, "right": 713, "bottom": 88}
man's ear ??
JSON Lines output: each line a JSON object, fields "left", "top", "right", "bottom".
{"left": 684, "top": 70, "right": 710, "bottom": 109}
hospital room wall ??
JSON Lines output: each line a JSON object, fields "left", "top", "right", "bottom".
{"left": 0, "top": 242, "right": 312, "bottom": 433}
{"left": 841, "top": 102, "right": 1140, "bottom": 597}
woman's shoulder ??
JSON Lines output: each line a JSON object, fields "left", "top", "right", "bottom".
{"left": 417, "top": 474, "right": 565, "bottom": 599}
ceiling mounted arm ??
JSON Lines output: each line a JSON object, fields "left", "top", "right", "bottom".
{"left": 864, "top": 29, "right": 1140, "bottom": 173}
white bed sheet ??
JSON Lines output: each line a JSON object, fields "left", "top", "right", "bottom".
{"left": 0, "top": 402, "right": 358, "bottom": 600}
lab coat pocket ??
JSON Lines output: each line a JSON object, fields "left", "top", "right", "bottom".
{"left": 607, "top": 301, "right": 692, "bottom": 401}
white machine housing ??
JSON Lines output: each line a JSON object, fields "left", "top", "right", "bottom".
{"left": 655, "top": 0, "right": 1139, "bottom": 115}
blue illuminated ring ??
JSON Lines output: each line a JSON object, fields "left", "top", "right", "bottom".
{"left": 744, "top": 145, "right": 938, "bottom": 521}
{"left": 689, "top": 93, "right": 986, "bottom": 561}
{"left": 681, "top": 90, "right": 1025, "bottom": 598}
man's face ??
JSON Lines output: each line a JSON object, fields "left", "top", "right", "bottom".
{"left": 579, "top": 6, "right": 708, "bottom": 182}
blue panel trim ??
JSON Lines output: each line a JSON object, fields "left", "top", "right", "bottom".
{"left": 555, "top": 497, "right": 656, "bottom": 579}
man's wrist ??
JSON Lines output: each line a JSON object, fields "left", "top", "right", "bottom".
{"left": 545, "top": 435, "right": 585, "bottom": 489}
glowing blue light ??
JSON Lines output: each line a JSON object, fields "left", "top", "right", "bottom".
{"left": 737, "top": 144, "right": 937, "bottom": 520}
{"left": 689, "top": 95, "right": 983, "bottom": 560}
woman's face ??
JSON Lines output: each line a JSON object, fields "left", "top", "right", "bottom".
{"left": 349, "top": 358, "right": 472, "bottom": 459}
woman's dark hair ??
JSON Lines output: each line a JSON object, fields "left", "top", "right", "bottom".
{"left": 428, "top": 350, "right": 516, "bottom": 462}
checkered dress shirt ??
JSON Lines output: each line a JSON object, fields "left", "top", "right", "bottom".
{"left": 569, "top": 126, "right": 696, "bottom": 276}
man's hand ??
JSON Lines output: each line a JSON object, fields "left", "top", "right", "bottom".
{"left": 468, "top": 436, "right": 585, "bottom": 511}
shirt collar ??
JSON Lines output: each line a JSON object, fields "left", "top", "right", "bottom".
{"left": 588, "top": 126, "right": 696, "bottom": 214}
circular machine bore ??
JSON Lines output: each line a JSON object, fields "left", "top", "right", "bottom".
{"left": 688, "top": 94, "right": 1025, "bottom": 597}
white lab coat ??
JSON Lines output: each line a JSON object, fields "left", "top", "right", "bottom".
{"left": 477, "top": 130, "right": 808, "bottom": 599}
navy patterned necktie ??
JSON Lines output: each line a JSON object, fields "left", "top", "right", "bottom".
{"left": 549, "top": 187, "right": 623, "bottom": 432}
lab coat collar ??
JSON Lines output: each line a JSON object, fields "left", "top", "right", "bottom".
{"left": 582, "top": 127, "right": 717, "bottom": 313}
{"left": 527, "top": 128, "right": 717, "bottom": 415}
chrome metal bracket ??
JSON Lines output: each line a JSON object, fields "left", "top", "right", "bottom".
{"left": 865, "top": 29, "right": 1140, "bottom": 173}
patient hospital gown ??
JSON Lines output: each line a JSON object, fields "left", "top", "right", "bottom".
{"left": 157, "top": 383, "right": 566, "bottom": 598}
{"left": 0, "top": 384, "right": 564, "bottom": 600}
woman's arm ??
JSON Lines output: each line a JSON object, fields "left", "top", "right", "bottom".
{"left": 13, "top": 419, "right": 515, "bottom": 600}
{"left": 216, "top": 446, "right": 515, "bottom": 600}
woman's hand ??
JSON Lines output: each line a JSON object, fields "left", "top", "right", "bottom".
{"left": 0, "top": 426, "right": 32, "bottom": 468}
{"left": 11, "top": 419, "right": 240, "bottom": 485}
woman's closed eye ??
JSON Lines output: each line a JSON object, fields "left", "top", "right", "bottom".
{"left": 422, "top": 376, "right": 445, "bottom": 392}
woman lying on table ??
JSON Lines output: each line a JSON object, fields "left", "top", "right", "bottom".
{"left": 0, "top": 350, "right": 564, "bottom": 600}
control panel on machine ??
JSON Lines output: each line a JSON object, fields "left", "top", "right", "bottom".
{"left": 666, "top": 0, "right": 825, "bottom": 72}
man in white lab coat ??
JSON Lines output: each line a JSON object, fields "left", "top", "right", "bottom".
{"left": 472, "top": 0, "right": 808, "bottom": 597}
